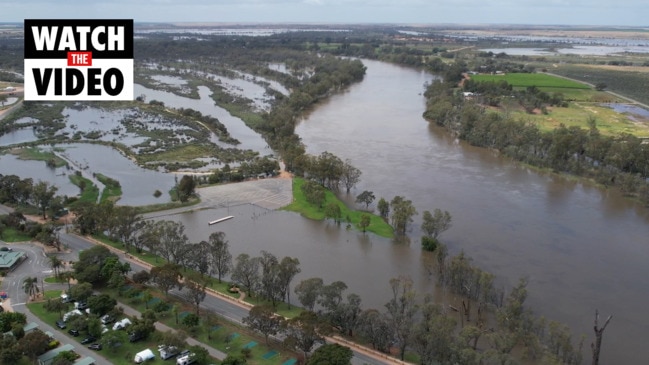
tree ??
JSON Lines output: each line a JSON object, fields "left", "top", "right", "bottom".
{"left": 177, "top": 175, "right": 197, "bottom": 202}
{"left": 421, "top": 209, "right": 453, "bottom": 240}
{"left": 324, "top": 203, "right": 342, "bottom": 223}
{"left": 231, "top": 253, "right": 260, "bottom": 297}
{"left": 48, "top": 255, "right": 63, "bottom": 279}
{"left": 0, "top": 312, "right": 26, "bottom": 332}
{"left": 109, "top": 206, "right": 144, "bottom": 253}
{"left": 359, "top": 214, "right": 371, "bottom": 233}
{"left": 87, "top": 317, "right": 103, "bottom": 339}
{"left": 390, "top": 196, "right": 418, "bottom": 235}
{"left": 69, "top": 282, "right": 93, "bottom": 302}
{"left": 301, "top": 180, "right": 326, "bottom": 207}
{"left": 44, "top": 298, "right": 67, "bottom": 319}
{"left": 283, "top": 311, "right": 332, "bottom": 361}
{"left": 144, "top": 220, "right": 189, "bottom": 264}
{"left": 221, "top": 354, "right": 247, "bottom": 365}
{"left": 185, "top": 273, "right": 210, "bottom": 315}
{"left": 385, "top": 276, "right": 419, "bottom": 360}
{"left": 258, "top": 251, "right": 282, "bottom": 308}
{"left": 243, "top": 305, "right": 283, "bottom": 345}
{"left": 307, "top": 343, "right": 353, "bottom": 365}
{"left": 377, "top": 197, "right": 389, "bottom": 219}
{"left": 277, "top": 256, "right": 301, "bottom": 309}
{"left": 73, "top": 245, "right": 116, "bottom": 284}
{"left": 355, "top": 191, "right": 375, "bottom": 209}
{"left": 182, "top": 313, "right": 200, "bottom": 328}
{"left": 295, "top": 277, "right": 324, "bottom": 311}
{"left": 132, "top": 270, "right": 150, "bottom": 284}
{"left": 52, "top": 350, "right": 76, "bottom": 365}
{"left": 328, "top": 293, "right": 362, "bottom": 337}
{"left": 150, "top": 263, "right": 183, "bottom": 296}
{"left": 88, "top": 294, "right": 117, "bottom": 316}
{"left": 356, "top": 309, "right": 392, "bottom": 352}
{"left": 17, "top": 330, "right": 51, "bottom": 362}
{"left": 207, "top": 231, "right": 232, "bottom": 283}
{"left": 32, "top": 180, "right": 58, "bottom": 219}
{"left": 188, "top": 345, "right": 210, "bottom": 365}
{"left": 101, "top": 330, "right": 124, "bottom": 352}
{"left": 340, "top": 159, "right": 361, "bottom": 193}
{"left": 591, "top": 310, "right": 612, "bottom": 365}
{"left": 22, "top": 277, "right": 39, "bottom": 301}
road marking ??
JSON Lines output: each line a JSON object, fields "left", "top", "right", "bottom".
{"left": 12, "top": 302, "right": 25, "bottom": 306}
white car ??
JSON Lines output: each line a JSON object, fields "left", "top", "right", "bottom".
{"left": 112, "top": 318, "right": 132, "bottom": 330}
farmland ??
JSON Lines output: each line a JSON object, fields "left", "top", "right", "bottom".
{"left": 470, "top": 72, "right": 591, "bottom": 89}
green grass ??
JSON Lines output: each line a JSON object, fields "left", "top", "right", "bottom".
{"left": 44, "top": 276, "right": 61, "bottom": 284}
{"left": 68, "top": 175, "right": 99, "bottom": 204}
{"left": 1, "top": 227, "right": 32, "bottom": 242}
{"left": 471, "top": 73, "right": 591, "bottom": 89}
{"left": 11, "top": 147, "right": 68, "bottom": 167}
{"left": 283, "top": 178, "right": 394, "bottom": 238}
{"left": 95, "top": 173, "right": 122, "bottom": 203}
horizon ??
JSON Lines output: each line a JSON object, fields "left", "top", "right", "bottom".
{"left": 2, "top": 0, "right": 648, "bottom": 28}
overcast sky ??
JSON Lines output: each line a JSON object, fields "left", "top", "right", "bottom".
{"left": 2, "top": 0, "right": 647, "bottom": 27}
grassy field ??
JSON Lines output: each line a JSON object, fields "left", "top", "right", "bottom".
{"left": 283, "top": 178, "right": 394, "bottom": 238}
{"left": 68, "top": 175, "right": 99, "bottom": 204}
{"left": 470, "top": 73, "right": 591, "bottom": 89}
{"left": 95, "top": 173, "right": 122, "bottom": 203}
{"left": 508, "top": 102, "right": 649, "bottom": 137}
{"left": 1, "top": 227, "right": 32, "bottom": 242}
{"left": 11, "top": 147, "right": 68, "bottom": 168}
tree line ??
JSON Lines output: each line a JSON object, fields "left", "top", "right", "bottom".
{"left": 423, "top": 79, "right": 649, "bottom": 206}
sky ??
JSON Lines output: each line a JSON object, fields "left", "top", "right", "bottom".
{"left": 1, "top": 0, "right": 648, "bottom": 27}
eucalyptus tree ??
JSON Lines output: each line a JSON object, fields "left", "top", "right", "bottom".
{"left": 278, "top": 256, "right": 301, "bottom": 309}
{"left": 231, "top": 253, "right": 260, "bottom": 297}
{"left": 207, "top": 231, "right": 232, "bottom": 283}
{"left": 385, "top": 276, "right": 419, "bottom": 360}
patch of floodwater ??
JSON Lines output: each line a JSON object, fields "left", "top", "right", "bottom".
{"left": 151, "top": 75, "right": 187, "bottom": 86}
{"left": 267, "top": 62, "right": 291, "bottom": 75}
{"left": 480, "top": 48, "right": 555, "bottom": 56}
{"left": 57, "top": 107, "right": 148, "bottom": 146}
{"left": 56, "top": 143, "right": 177, "bottom": 206}
{"left": 0, "top": 153, "right": 80, "bottom": 198}
{"left": 0, "top": 127, "right": 39, "bottom": 146}
{"left": 602, "top": 103, "right": 649, "bottom": 120}
{"left": 481, "top": 45, "right": 649, "bottom": 56}
{"left": 232, "top": 70, "right": 290, "bottom": 96}
{"left": 134, "top": 84, "right": 270, "bottom": 154}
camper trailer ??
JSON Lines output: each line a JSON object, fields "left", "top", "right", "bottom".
{"left": 134, "top": 348, "right": 155, "bottom": 363}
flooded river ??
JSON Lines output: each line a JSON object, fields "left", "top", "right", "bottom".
{"left": 2, "top": 58, "right": 648, "bottom": 363}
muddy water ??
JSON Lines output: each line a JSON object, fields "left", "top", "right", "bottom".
{"left": 291, "top": 59, "right": 649, "bottom": 364}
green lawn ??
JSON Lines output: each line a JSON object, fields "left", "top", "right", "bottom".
{"left": 68, "top": 175, "right": 99, "bottom": 204}
{"left": 283, "top": 178, "right": 394, "bottom": 238}
{"left": 470, "top": 73, "right": 591, "bottom": 89}
{"left": 1, "top": 227, "right": 32, "bottom": 242}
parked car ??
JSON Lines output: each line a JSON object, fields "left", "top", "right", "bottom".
{"left": 100, "top": 314, "right": 114, "bottom": 324}
{"left": 60, "top": 293, "right": 73, "bottom": 303}
{"left": 88, "top": 343, "right": 102, "bottom": 351}
{"left": 55, "top": 320, "right": 66, "bottom": 329}
{"left": 0, "top": 247, "right": 11, "bottom": 251}
{"left": 68, "top": 329, "right": 80, "bottom": 337}
{"left": 129, "top": 331, "right": 144, "bottom": 343}
{"left": 74, "top": 301, "right": 88, "bottom": 310}
{"left": 81, "top": 336, "right": 96, "bottom": 344}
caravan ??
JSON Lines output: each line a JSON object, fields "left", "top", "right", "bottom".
{"left": 134, "top": 348, "right": 155, "bottom": 363}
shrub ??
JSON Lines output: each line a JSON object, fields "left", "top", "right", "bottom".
{"left": 421, "top": 236, "right": 438, "bottom": 252}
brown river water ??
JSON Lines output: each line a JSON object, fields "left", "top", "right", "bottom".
{"left": 164, "top": 59, "right": 649, "bottom": 363}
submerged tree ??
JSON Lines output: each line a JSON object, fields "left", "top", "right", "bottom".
{"left": 591, "top": 310, "right": 612, "bottom": 365}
